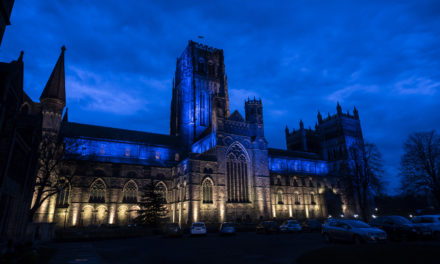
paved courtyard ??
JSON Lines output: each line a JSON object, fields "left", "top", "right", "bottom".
{"left": 46, "top": 232, "right": 440, "bottom": 264}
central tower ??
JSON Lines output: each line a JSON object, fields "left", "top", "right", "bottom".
{"left": 170, "top": 40, "right": 229, "bottom": 151}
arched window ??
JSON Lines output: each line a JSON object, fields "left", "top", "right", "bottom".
{"left": 293, "top": 179, "right": 299, "bottom": 187}
{"left": 89, "top": 179, "right": 106, "bottom": 203}
{"left": 123, "top": 181, "right": 138, "bottom": 203}
{"left": 226, "top": 144, "right": 249, "bottom": 203}
{"left": 56, "top": 184, "right": 70, "bottom": 207}
{"left": 309, "top": 180, "right": 314, "bottom": 187}
{"left": 202, "top": 179, "right": 213, "bottom": 203}
{"left": 301, "top": 178, "right": 306, "bottom": 186}
{"left": 156, "top": 182, "right": 167, "bottom": 203}
{"left": 294, "top": 193, "right": 300, "bottom": 205}
{"left": 311, "top": 193, "right": 316, "bottom": 205}
{"left": 277, "top": 189, "right": 283, "bottom": 204}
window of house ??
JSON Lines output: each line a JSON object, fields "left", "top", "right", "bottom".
{"left": 311, "top": 193, "right": 316, "bottom": 205}
{"left": 155, "top": 151, "right": 161, "bottom": 160}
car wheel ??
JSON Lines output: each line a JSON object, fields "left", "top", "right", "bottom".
{"left": 353, "top": 235, "right": 362, "bottom": 245}
{"left": 323, "top": 233, "right": 332, "bottom": 243}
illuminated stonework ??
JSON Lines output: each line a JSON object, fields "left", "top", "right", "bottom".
{"left": 36, "top": 41, "right": 361, "bottom": 227}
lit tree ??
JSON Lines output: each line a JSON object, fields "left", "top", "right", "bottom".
{"left": 29, "top": 134, "right": 79, "bottom": 221}
{"left": 136, "top": 181, "right": 168, "bottom": 227}
{"left": 400, "top": 131, "right": 440, "bottom": 206}
{"left": 343, "top": 142, "right": 384, "bottom": 220}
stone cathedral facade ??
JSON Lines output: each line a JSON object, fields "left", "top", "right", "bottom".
{"left": 35, "top": 41, "right": 364, "bottom": 227}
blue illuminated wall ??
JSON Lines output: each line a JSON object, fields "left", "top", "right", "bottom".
{"left": 64, "top": 137, "right": 178, "bottom": 166}
{"left": 191, "top": 132, "right": 217, "bottom": 154}
{"left": 268, "top": 156, "right": 328, "bottom": 175}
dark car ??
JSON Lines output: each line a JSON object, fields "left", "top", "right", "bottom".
{"left": 163, "top": 223, "right": 183, "bottom": 237}
{"left": 219, "top": 222, "right": 236, "bottom": 236}
{"left": 369, "top": 215, "right": 427, "bottom": 241}
{"left": 256, "top": 221, "right": 279, "bottom": 234}
{"left": 302, "top": 219, "right": 322, "bottom": 232}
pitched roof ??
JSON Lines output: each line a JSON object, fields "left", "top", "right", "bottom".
{"left": 228, "top": 110, "right": 244, "bottom": 122}
{"left": 61, "top": 122, "right": 180, "bottom": 147}
{"left": 40, "top": 46, "right": 66, "bottom": 104}
{"left": 268, "top": 148, "right": 322, "bottom": 160}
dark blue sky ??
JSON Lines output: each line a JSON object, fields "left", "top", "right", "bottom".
{"left": 2, "top": 0, "right": 439, "bottom": 193}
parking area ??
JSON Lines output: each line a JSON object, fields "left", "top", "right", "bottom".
{"left": 46, "top": 231, "right": 440, "bottom": 264}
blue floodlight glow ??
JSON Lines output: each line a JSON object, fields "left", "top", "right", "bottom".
{"left": 268, "top": 156, "right": 328, "bottom": 175}
{"left": 191, "top": 132, "right": 216, "bottom": 154}
{"left": 64, "top": 137, "right": 178, "bottom": 166}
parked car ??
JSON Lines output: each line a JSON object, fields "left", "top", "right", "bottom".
{"left": 163, "top": 223, "right": 183, "bottom": 237}
{"left": 219, "top": 222, "right": 236, "bottom": 236}
{"left": 280, "top": 220, "right": 302, "bottom": 233}
{"left": 256, "top": 221, "right": 279, "bottom": 234}
{"left": 369, "top": 215, "right": 429, "bottom": 241}
{"left": 322, "top": 219, "right": 387, "bottom": 244}
{"left": 411, "top": 215, "right": 440, "bottom": 240}
{"left": 302, "top": 219, "right": 322, "bottom": 232}
{"left": 190, "top": 222, "right": 207, "bottom": 236}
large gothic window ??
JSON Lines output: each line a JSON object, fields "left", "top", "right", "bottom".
{"left": 123, "top": 181, "right": 138, "bottom": 203}
{"left": 202, "top": 179, "right": 213, "bottom": 203}
{"left": 89, "top": 179, "right": 106, "bottom": 203}
{"left": 226, "top": 145, "right": 249, "bottom": 203}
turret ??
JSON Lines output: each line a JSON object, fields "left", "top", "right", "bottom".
{"left": 336, "top": 102, "right": 342, "bottom": 115}
{"left": 245, "top": 97, "right": 263, "bottom": 124}
{"left": 317, "top": 111, "right": 322, "bottom": 124}
{"left": 353, "top": 106, "right": 359, "bottom": 120}
{"left": 40, "top": 46, "right": 66, "bottom": 134}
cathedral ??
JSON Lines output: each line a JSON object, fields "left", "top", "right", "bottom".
{"left": 36, "top": 40, "right": 364, "bottom": 227}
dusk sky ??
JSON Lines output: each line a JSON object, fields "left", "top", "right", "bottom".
{"left": 1, "top": 0, "right": 439, "bottom": 193}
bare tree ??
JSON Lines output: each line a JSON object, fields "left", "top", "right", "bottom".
{"left": 29, "top": 134, "right": 80, "bottom": 221}
{"left": 344, "top": 142, "right": 384, "bottom": 220}
{"left": 400, "top": 131, "right": 440, "bottom": 206}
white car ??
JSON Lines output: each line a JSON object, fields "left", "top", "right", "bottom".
{"left": 412, "top": 215, "right": 440, "bottom": 239}
{"left": 322, "top": 219, "right": 387, "bottom": 244}
{"left": 280, "top": 220, "right": 302, "bottom": 232}
{"left": 190, "top": 222, "right": 207, "bottom": 236}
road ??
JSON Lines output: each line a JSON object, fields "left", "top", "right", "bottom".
{"left": 47, "top": 232, "right": 440, "bottom": 264}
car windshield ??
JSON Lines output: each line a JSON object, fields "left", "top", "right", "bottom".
{"left": 222, "top": 223, "right": 234, "bottom": 227}
{"left": 388, "top": 216, "right": 412, "bottom": 225}
{"left": 345, "top": 220, "right": 371, "bottom": 228}
{"left": 193, "top": 223, "right": 205, "bottom": 227}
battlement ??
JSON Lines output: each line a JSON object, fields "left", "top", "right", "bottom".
{"left": 245, "top": 97, "right": 262, "bottom": 105}
{"left": 188, "top": 40, "right": 223, "bottom": 53}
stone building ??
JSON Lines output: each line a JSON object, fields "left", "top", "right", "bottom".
{"left": 0, "top": 0, "right": 45, "bottom": 245}
{"left": 36, "top": 40, "right": 364, "bottom": 227}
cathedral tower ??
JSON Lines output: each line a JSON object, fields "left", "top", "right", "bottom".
{"left": 170, "top": 40, "right": 229, "bottom": 151}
